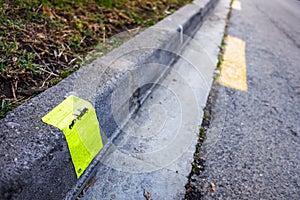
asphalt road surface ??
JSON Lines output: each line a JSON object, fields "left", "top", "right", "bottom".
{"left": 187, "top": 0, "right": 300, "bottom": 199}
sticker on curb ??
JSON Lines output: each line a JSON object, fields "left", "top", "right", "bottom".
{"left": 42, "top": 95, "right": 103, "bottom": 178}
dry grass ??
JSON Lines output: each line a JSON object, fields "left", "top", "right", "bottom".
{"left": 0, "top": 0, "right": 191, "bottom": 118}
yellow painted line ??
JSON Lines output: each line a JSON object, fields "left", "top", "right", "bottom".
{"left": 232, "top": 0, "right": 242, "bottom": 11}
{"left": 42, "top": 95, "right": 103, "bottom": 178}
{"left": 218, "top": 35, "right": 248, "bottom": 91}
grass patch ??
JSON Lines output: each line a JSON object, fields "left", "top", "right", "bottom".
{"left": 216, "top": 0, "right": 233, "bottom": 67}
{"left": 185, "top": 1, "right": 234, "bottom": 198}
{"left": 0, "top": 0, "right": 191, "bottom": 119}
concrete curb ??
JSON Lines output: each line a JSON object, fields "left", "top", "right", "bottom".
{"left": 0, "top": 0, "right": 218, "bottom": 199}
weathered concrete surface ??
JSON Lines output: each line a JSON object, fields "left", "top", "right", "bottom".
{"left": 187, "top": 0, "right": 300, "bottom": 199}
{"left": 79, "top": 0, "right": 230, "bottom": 199}
{"left": 0, "top": 0, "right": 220, "bottom": 199}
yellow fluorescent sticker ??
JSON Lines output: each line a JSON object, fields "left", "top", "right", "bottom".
{"left": 218, "top": 35, "right": 248, "bottom": 91}
{"left": 42, "top": 95, "right": 103, "bottom": 178}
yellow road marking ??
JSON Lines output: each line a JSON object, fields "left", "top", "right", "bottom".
{"left": 232, "top": 0, "right": 242, "bottom": 11}
{"left": 218, "top": 35, "right": 248, "bottom": 91}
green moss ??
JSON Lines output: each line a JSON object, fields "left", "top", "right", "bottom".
{"left": 1, "top": 100, "right": 16, "bottom": 118}
{"left": 61, "top": 68, "right": 77, "bottom": 78}
{"left": 95, "top": 0, "right": 113, "bottom": 8}
{"left": 50, "top": 77, "right": 62, "bottom": 86}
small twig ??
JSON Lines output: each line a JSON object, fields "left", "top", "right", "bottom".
{"left": 79, "top": 36, "right": 86, "bottom": 45}
{"left": 103, "top": 26, "right": 106, "bottom": 44}
{"left": 64, "top": 43, "right": 71, "bottom": 51}
{"left": 124, "top": 26, "right": 131, "bottom": 34}
{"left": 54, "top": 50, "right": 58, "bottom": 59}
{"left": 56, "top": 61, "right": 69, "bottom": 69}
{"left": 14, "top": 80, "right": 18, "bottom": 94}
{"left": 16, "top": 96, "right": 32, "bottom": 103}
{"left": 68, "top": 58, "right": 77, "bottom": 65}
{"left": 34, "top": 64, "right": 59, "bottom": 77}
{"left": 11, "top": 82, "right": 17, "bottom": 101}
{"left": 64, "top": 54, "right": 68, "bottom": 63}
{"left": 58, "top": 49, "right": 64, "bottom": 58}
{"left": 14, "top": 25, "right": 29, "bottom": 34}
{"left": 77, "top": 56, "right": 83, "bottom": 62}
{"left": 134, "top": 26, "right": 141, "bottom": 35}
{"left": 35, "top": 4, "right": 43, "bottom": 13}
{"left": 41, "top": 73, "right": 52, "bottom": 88}
{"left": 26, "top": 44, "right": 54, "bottom": 73}
{"left": 27, "top": 76, "right": 39, "bottom": 87}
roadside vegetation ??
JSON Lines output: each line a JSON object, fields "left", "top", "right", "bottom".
{"left": 185, "top": 1, "right": 234, "bottom": 198}
{"left": 0, "top": 0, "right": 191, "bottom": 118}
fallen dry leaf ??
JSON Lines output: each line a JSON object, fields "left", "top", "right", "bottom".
{"left": 211, "top": 182, "right": 216, "bottom": 191}
{"left": 42, "top": 5, "right": 57, "bottom": 19}
{"left": 143, "top": 188, "right": 152, "bottom": 200}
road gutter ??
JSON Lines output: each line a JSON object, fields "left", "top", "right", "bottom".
{"left": 0, "top": 0, "right": 221, "bottom": 199}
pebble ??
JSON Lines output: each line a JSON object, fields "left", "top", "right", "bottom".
{"left": 6, "top": 122, "right": 21, "bottom": 128}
